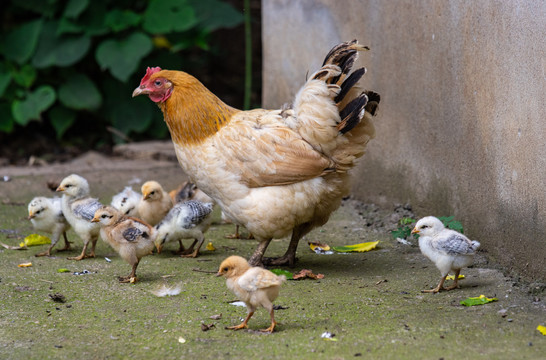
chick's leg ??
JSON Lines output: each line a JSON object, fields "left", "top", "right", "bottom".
{"left": 119, "top": 262, "right": 139, "bottom": 283}
{"left": 67, "top": 241, "right": 90, "bottom": 261}
{"left": 227, "top": 311, "right": 254, "bottom": 331}
{"left": 260, "top": 308, "right": 277, "bottom": 333}
{"left": 444, "top": 269, "right": 461, "bottom": 291}
{"left": 35, "top": 245, "right": 54, "bottom": 257}
{"left": 422, "top": 274, "right": 448, "bottom": 293}
{"left": 181, "top": 237, "right": 203, "bottom": 258}
{"left": 248, "top": 238, "right": 272, "bottom": 266}
{"left": 179, "top": 239, "right": 198, "bottom": 256}
{"left": 57, "top": 232, "right": 73, "bottom": 251}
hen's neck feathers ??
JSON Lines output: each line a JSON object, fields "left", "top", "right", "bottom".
{"left": 158, "top": 71, "right": 239, "bottom": 145}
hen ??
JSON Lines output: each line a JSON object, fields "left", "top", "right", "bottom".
{"left": 412, "top": 216, "right": 481, "bottom": 293}
{"left": 133, "top": 40, "right": 379, "bottom": 266}
{"left": 216, "top": 255, "right": 286, "bottom": 333}
{"left": 92, "top": 205, "right": 156, "bottom": 283}
{"left": 28, "top": 196, "right": 72, "bottom": 257}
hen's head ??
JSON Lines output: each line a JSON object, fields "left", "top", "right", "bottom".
{"left": 132, "top": 67, "right": 173, "bottom": 103}
{"left": 412, "top": 216, "right": 445, "bottom": 236}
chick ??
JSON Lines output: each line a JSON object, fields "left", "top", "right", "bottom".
{"left": 216, "top": 256, "right": 286, "bottom": 333}
{"left": 28, "top": 196, "right": 72, "bottom": 257}
{"left": 169, "top": 181, "right": 214, "bottom": 204}
{"left": 412, "top": 216, "right": 480, "bottom": 293}
{"left": 137, "top": 180, "right": 173, "bottom": 226}
{"left": 155, "top": 200, "right": 214, "bottom": 257}
{"left": 92, "top": 205, "right": 155, "bottom": 283}
{"left": 56, "top": 174, "right": 102, "bottom": 260}
{"left": 111, "top": 186, "right": 141, "bottom": 217}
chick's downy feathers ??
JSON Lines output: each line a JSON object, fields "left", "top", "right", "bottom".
{"left": 217, "top": 255, "right": 286, "bottom": 333}
{"left": 56, "top": 174, "right": 102, "bottom": 260}
{"left": 412, "top": 216, "right": 480, "bottom": 293}
{"left": 28, "top": 196, "right": 72, "bottom": 257}
{"left": 137, "top": 180, "right": 173, "bottom": 226}
{"left": 111, "top": 186, "right": 141, "bottom": 217}
{"left": 134, "top": 40, "right": 380, "bottom": 266}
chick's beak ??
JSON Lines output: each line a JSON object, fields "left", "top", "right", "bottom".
{"left": 215, "top": 271, "right": 223, "bottom": 277}
{"left": 91, "top": 217, "right": 99, "bottom": 223}
{"left": 132, "top": 85, "right": 148, "bottom": 97}
{"left": 28, "top": 213, "right": 34, "bottom": 220}
{"left": 56, "top": 186, "right": 64, "bottom": 192}
{"left": 411, "top": 227, "right": 419, "bottom": 234}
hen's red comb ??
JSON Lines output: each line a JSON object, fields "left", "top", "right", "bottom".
{"left": 140, "top": 66, "right": 162, "bottom": 84}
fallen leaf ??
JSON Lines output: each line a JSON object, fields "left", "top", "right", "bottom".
{"left": 308, "top": 241, "right": 330, "bottom": 252}
{"left": 20, "top": 234, "right": 51, "bottom": 247}
{"left": 537, "top": 325, "right": 546, "bottom": 335}
{"left": 460, "top": 295, "right": 498, "bottom": 307}
{"left": 206, "top": 242, "right": 216, "bottom": 251}
{"left": 57, "top": 268, "right": 71, "bottom": 273}
{"left": 200, "top": 323, "right": 215, "bottom": 331}
{"left": 446, "top": 274, "right": 465, "bottom": 281}
{"left": 270, "top": 269, "right": 294, "bottom": 280}
{"left": 331, "top": 241, "right": 379, "bottom": 253}
{"left": 18, "top": 262, "right": 32, "bottom": 267}
{"left": 293, "top": 269, "right": 324, "bottom": 280}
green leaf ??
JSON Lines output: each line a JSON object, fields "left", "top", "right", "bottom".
{"left": 63, "top": 0, "right": 89, "bottom": 19}
{"left": 0, "top": 103, "right": 15, "bottom": 133}
{"left": 58, "top": 74, "right": 102, "bottom": 110}
{"left": 332, "top": 241, "right": 379, "bottom": 253}
{"left": 57, "top": 17, "right": 84, "bottom": 35}
{"left": 11, "top": 86, "right": 56, "bottom": 126}
{"left": 105, "top": 10, "right": 141, "bottom": 32}
{"left": 80, "top": 3, "right": 109, "bottom": 36}
{"left": 12, "top": 65, "right": 37, "bottom": 89}
{"left": 110, "top": 97, "right": 153, "bottom": 137}
{"left": 143, "top": 0, "right": 198, "bottom": 34}
{"left": 460, "top": 295, "right": 498, "bottom": 307}
{"left": 0, "top": 64, "right": 12, "bottom": 98}
{"left": 189, "top": 0, "right": 243, "bottom": 31}
{"left": 270, "top": 269, "right": 294, "bottom": 280}
{"left": 11, "top": 0, "right": 58, "bottom": 17}
{"left": 3, "top": 20, "right": 43, "bottom": 64}
{"left": 400, "top": 217, "right": 416, "bottom": 225}
{"left": 49, "top": 106, "right": 76, "bottom": 139}
{"left": 96, "top": 32, "right": 153, "bottom": 82}
{"left": 32, "top": 22, "right": 91, "bottom": 68}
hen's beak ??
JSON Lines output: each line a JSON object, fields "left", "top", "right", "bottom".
{"left": 411, "top": 227, "right": 419, "bottom": 234}
{"left": 132, "top": 86, "right": 148, "bottom": 97}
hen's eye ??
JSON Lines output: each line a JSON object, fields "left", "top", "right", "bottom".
{"left": 154, "top": 80, "right": 162, "bottom": 86}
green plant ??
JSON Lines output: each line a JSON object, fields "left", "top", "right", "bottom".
{"left": 0, "top": 0, "right": 243, "bottom": 141}
{"left": 390, "top": 216, "right": 464, "bottom": 240}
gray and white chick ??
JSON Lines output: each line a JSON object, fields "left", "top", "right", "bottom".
{"left": 154, "top": 200, "right": 214, "bottom": 258}
{"left": 111, "top": 186, "right": 141, "bottom": 217}
{"left": 28, "top": 196, "right": 72, "bottom": 257}
{"left": 56, "top": 174, "right": 103, "bottom": 260}
{"left": 412, "top": 216, "right": 480, "bottom": 293}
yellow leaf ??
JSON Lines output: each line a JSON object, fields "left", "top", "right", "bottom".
{"left": 18, "top": 262, "right": 32, "bottom": 267}
{"left": 446, "top": 274, "right": 465, "bottom": 280}
{"left": 537, "top": 325, "right": 546, "bottom": 335}
{"left": 21, "top": 234, "right": 51, "bottom": 247}
{"left": 153, "top": 36, "right": 172, "bottom": 49}
{"left": 206, "top": 242, "right": 216, "bottom": 251}
{"left": 332, "top": 241, "right": 379, "bottom": 253}
{"left": 309, "top": 241, "right": 330, "bottom": 252}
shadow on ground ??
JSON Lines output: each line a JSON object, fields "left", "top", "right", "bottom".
{"left": 0, "top": 142, "right": 544, "bottom": 359}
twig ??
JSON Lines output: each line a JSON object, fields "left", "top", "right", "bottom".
{"left": 191, "top": 268, "right": 216, "bottom": 274}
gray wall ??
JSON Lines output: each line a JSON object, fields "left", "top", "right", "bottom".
{"left": 262, "top": 0, "right": 546, "bottom": 281}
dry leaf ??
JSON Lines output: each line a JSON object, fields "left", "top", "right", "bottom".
{"left": 18, "top": 262, "right": 32, "bottom": 267}
{"left": 293, "top": 269, "right": 324, "bottom": 280}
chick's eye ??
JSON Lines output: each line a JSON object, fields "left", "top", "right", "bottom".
{"left": 223, "top": 267, "right": 228, "bottom": 272}
{"left": 421, "top": 225, "right": 428, "bottom": 229}
{"left": 101, "top": 214, "right": 108, "bottom": 218}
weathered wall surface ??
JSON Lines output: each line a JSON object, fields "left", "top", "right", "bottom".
{"left": 262, "top": 0, "right": 546, "bottom": 281}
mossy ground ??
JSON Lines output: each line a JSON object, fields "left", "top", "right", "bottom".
{"left": 0, "top": 159, "right": 544, "bottom": 359}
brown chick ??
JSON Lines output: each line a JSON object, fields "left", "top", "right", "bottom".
{"left": 216, "top": 256, "right": 286, "bottom": 333}
{"left": 91, "top": 205, "right": 155, "bottom": 283}
{"left": 137, "top": 180, "right": 173, "bottom": 226}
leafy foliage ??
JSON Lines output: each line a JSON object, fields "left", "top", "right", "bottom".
{"left": 390, "top": 216, "right": 465, "bottom": 240}
{"left": 0, "top": 0, "right": 243, "bottom": 142}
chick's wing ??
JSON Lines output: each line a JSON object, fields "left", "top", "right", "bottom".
{"left": 72, "top": 198, "right": 102, "bottom": 221}
{"left": 214, "top": 110, "right": 334, "bottom": 188}
{"left": 434, "top": 232, "right": 476, "bottom": 255}
{"left": 238, "top": 267, "right": 284, "bottom": 292}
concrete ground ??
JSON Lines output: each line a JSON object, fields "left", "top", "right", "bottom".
{"left": 0, "top": 142, "right": 544, "bottom": 359}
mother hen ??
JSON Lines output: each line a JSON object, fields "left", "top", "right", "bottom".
{"left": 133, "top": 40, "right": 380, "bottom": 266}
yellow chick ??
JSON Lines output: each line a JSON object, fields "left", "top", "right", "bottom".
{"left": 216, "top": 256, "right": 286, "bottom": 333}
{"left": 137, "top": 181, "right": 173, "bottom": 226}
{"left": 91, "top": 206, "right": 156, "bottom": 283}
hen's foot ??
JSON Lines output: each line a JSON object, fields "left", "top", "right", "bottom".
{"left": 262, "top": 255, "right": 297, "bottom": 267}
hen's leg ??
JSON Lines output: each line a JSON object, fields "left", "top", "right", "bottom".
{"left": 263, "top": 223, "right": 312, "bottom": 267}
{"left": 248, "top": 238, "right": 272, "bottom": 266}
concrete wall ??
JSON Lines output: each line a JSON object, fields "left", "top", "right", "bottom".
{"left": 262, "top": 0, "right": 546, "bottom": 281}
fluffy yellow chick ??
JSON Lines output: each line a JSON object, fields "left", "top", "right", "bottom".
{"left": 137, "top": 180, "right": 173, "bottom": 226}
{"left": 56, "top": 174, "right": 102, "bottom": 260}
{"left": 28, "top": 196, "right": 72, "bottom": 257}
{"left": 216, "top": 256, "right": 286, "bottom": 333}
{"left": 92, "top": 206, "right": 156, "bottom": 283}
